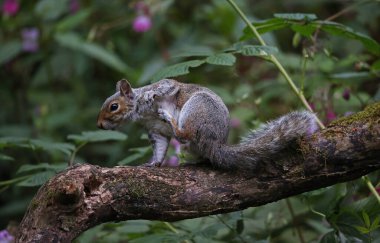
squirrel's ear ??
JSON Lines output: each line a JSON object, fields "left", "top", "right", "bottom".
{"left": 116, "top": 79, "right": 133, "bottom": 98}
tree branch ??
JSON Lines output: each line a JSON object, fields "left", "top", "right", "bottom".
{"left": 16, "top": 103, "right": 380, "bottom": 243}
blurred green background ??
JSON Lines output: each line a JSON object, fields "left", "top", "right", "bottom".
{"left": 1, "top": 0, "right": 380, "bottom": 242}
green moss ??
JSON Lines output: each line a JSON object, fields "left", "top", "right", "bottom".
{"left": 299, "top": 141, "right": 311, "bottom": 158}
{"left": 45, "top": 188, "right": 56, "bottom": 202}
{"left": 29, "top": 198, "right": 39, "bottom": 210}
{"left": 124, "top": 177, "right": 147, "bottom": 198}
{"left": 330, "top": 102, "right": 380, "bottom": 126}
{"left": 106, "top": 176, "right": 149, "bottom": 199}
{"left": 60, "top": 216, "right": 76, "bottom": 232}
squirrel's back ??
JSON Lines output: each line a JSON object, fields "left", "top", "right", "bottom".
{"left": 165, "top": 82, "right": 318, "bottom": 171}
{"left": 97, "top": 79, "right": 319, "bottom": 171}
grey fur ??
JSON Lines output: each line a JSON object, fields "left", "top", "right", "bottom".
{"left": 98, "top": 79, "right": 319, "bottom": 170}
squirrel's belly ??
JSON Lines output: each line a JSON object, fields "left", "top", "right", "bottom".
{"left": 144, "top": 119, "right": 173, "bottom": 137}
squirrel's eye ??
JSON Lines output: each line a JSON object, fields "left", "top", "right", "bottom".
{"left": 110, "top": 103, "right": 119, "bottom": 111}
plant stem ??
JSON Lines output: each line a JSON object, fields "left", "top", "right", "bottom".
{"left": 164, "top": 222, "right": 179, "bottom": 234}
{"left": 362, "top": 176, "right": 380, "bottom": 204}
{"left": 69, "top": 142, "right": 87, "bottom": 166}
{"left": 0, "top": 175, "right": 31, "bottom": 186}
{"left": 216, "top": 215, "right": 249, "bottom": 243}
{"left": 226, "top": 0, "right": 380, "bottom": 205}
{"left": 285, "top": 199, "right": 306, "bottom": 243}
{"left": 164, "top": 222, "right": 192, "bottom": 243}
{"left": 226, "top": 0, "right": 325, "bottom": 129}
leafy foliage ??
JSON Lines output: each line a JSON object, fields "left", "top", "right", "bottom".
{"left": 55, "top": 33, "right": 131, "bottom": 74}
{"left": 1, "top": 0, "right": 380, "bottom": 242}
{"left": 242, "top": 13, "right": 380, "bottom": 55}
{"left": 152, "top": 60, "right": 206, "bottom": 81}
{"left": 151, "top": 44, "right": 277, "bottom": 81}
{"left": 67, "top": 130, "right": 127, "bottom": 144}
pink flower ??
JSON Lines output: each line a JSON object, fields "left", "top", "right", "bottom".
{"left": 326, "top": 110, "right": 337, "bottom": 123}
{"left": 69, "top": 0, "right": 80, "bottom": 14}
{"left": 21, "top": 28, "right": 39, "bottom": 52}
{"left": 0, "top": 229, "right": 14, "bottom": 243}
{"left": 230, "top": 118, "right": 241, "bottom": 128}
{"left": 342, "top": 88, "right": 350, "bottom": 101}
{"left": 161, "top": 156, "right": 179, "bottom": 167}
{"left": 132, "top": 15, "right": 152, "bottom": 33}
{"left": 170, "top": 138, "right": 181, "bottom": 154}
{"left": 308, "top": 102, "right": 315, "bottom": 112}
{"left": 2, "top": 0, "right": 19, "bottom": 16}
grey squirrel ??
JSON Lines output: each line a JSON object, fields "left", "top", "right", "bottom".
{"left": 97, "top": 79, "right": 319, "bottom": 170}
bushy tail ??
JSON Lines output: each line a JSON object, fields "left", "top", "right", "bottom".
{"left": 210, "top": 111, "right": 319, "bottom": 170}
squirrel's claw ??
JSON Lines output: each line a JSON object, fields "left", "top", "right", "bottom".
{"left": 157, "top": 108, "right": 172, "bottom": 123}
{"left": 143, "top": 159, "right": 162, "bottom": 167}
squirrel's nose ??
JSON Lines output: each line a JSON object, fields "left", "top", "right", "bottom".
{"left": 97, "top": 121, "right": 105, "bottom": 130}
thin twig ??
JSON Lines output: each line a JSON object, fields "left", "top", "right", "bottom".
{"left": 285, "top": 199, "right": 306, "bottom": 243}
{"left": 216, "top": 215, "right": 249, "bottom": 243}
{"left": 226, "top": 0, "right": 325, "bottom": 129}
{"left": 226, "top": 0, "right": 380, "bottom": 207}
{"left": 362, "top": 176, "right": 380, "bottom": 205}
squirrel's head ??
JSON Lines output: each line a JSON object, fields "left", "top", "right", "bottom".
{"left": 97, "top": 79, "right": 134, "bottom": 130}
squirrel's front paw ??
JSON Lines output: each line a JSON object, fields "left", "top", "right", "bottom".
{"left": 143, "top": 159, "right": 162, "bottom": 167}
{"left": 157, "top": 108, "right": 172, "bottom": 123}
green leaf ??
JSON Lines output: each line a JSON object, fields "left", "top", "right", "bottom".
{"left": 236, "top": 219, "right": 244, "bottom": 234}
{"left": 56, "top": 9, "right": 92, "bottom": 31}
{"left": 236, "top": 45, "right": 278, "bottom": 56}
{"left": 302, "top": 187, "right": 330, "bottom": 197}
{"left": 67, "top": 130, "right": 127, "bottom": 143}
{"left": 0, "top": 41, "right": 22, "bottom": 65}
{"left": 371, "top": 59, "right": 380, "bottom": 71}
{"left": 118, "top": 153, "right": 146, "bottom": 165}
{"left": 55, "top": 33, "right": 130, "bottom": 73}
{"left": 129, "top": 233, "right": 175, "bottom": 243}
{"left": 116, "top": 221, "right": 151, "bottom": 233}
{"left": 318, "top": 20, "right": 380, "bottom": 56}
{"left": 17, "top": 170, "right": 56, "bottom": 187}
{"left": 118, "top": 146, "right": 151, "bottom": 165}
{"left": 370, "top": 216, "right": 380, "bottom": 231}
{"left": 29, "top": 139, "right": 75, "bottom": 156}
{"left": 0, "top": 176, "right": 30, "bottom": 186}
{"left": 274, "top": 13, "right": 318, "bottom": 21}
{"left": 172, "top": 46, "right": 214, "bottom": 58}
{"left": 35, "top": 0, "right": 69, "bottom": 20}
{"left": 241, "top": 18, "right": 288, "bottom": 40}
{"left": 291, "top": 24, "right": 317, "bottom": 37}
{"left": 354, "top": 225, "right": 370, "bottom": 234}
{"left": 16, "top": 163, "right": 66, "bottom": 174}
{"left": 151, "top": 60, "right": 205, "bottom": 81}
{"left": 253, "top": 18, "right": 289, "bottom": 34}
{"left": 200, "top": 224, "right": 222, "bottom": 238}
{"left": 205, "top": 53, "right": 236, "bottom": 66}
{"left": 330, "top": 72, "right": 372, "bottom": 80}
{"left": 0, "top": 154, "right": 14, "bottom": 161}
{"left": 362, "top": 211, "right": 371, "bottom": 228}
{"left": 242, "top": 17, "right": 380, "bottom": 56}
{"left": 0, "top": 137, "right": 74, "bottom": 155}
{"left": 0, "top": 137, "right": 27, "bottom": 148}
{"left": 320, "top": 231, "right": 339, "bottom": 243}
{"left": 292, "top": 32, "right": 302, "bottom": 47}
{"left": 129, "top": 146, "right": 151, "bottom": 153}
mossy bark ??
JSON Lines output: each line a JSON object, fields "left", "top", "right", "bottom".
{"left": 16, "top": 102, "right": 380, "bottom": 243}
